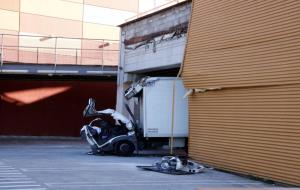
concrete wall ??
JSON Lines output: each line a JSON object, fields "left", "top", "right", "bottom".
{"left": 125, "top": 37, "right": 186, "bottom": 72}
{"left": 122, "top": 2, "right": 191, "bottom": 73}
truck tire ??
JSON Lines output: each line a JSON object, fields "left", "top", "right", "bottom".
{"left": 115, "top": 141, "right": 135, "bottom": 156}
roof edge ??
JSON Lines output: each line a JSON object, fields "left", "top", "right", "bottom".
{"left": 119, "top": 0, "right": 192, "bottom": 27}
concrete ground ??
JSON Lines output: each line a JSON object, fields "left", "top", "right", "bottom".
{"left": 0, "top": 139, "right": 277, "bottom": 190}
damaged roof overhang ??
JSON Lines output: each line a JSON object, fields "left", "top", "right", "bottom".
{"left": 124, "top": 22, "right": 188, "bottom": 46}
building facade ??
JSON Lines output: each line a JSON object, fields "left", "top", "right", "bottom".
{"left": 0, "top": 0, "right": 180, "bottom": 66}
{"left": 0, "top": 0, "right": 187, "bottom": 137}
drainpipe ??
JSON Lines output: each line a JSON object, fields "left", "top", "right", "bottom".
{"left": 170, "top": 79, "right": 176, "bottom": 155}
{"left": 54, "top": 37, "right": 57, "bottom": 73}
{"left": 0, "top": 34, "right": 3, "bottom": 72}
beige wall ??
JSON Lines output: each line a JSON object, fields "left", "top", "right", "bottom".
{"left": 20, "top": 0, "right": 83, "bottom": 21}
{"left": 0, "top": 0, "right": 177, "bottom": 41}
{"left": 19, "top": 34, "right": 81, "bottom": 55}
{"left": 0, "top": 9, "right": 19, "bottom": 31}
{"left": 65, "top": 0, "right": 83, "bottom": 3}
{"left": 0, "top": 0, "right": 179, "bottom": 65}
{"left": 83, "top": 23, "right": 120, "bottom": 40}
{"left": 85, "top": 0, "right": 138, "bottom": 12}
{"left": 0, "top": 0, "right": 19, "bottom": 12}
{"left": 83, "top": 5, "right": 136, "bottom": 26}
{"left": 0, "top": 29, "right": 19, "bottom": 47}
{"left": 17, "top": 0, "right": 137, "bottom": 40}
{"left": 20, "top": 13, "right": 83, "bottom": 38}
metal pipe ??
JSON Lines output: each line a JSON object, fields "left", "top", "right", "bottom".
{"left": 54, "top": 37, "right": 57, "bottom": 72}
{"left": 80, "top": 48, "right": 82, "bottom": 65}
{"left": 102, "top": 39, "right": 104, "bottom": 70}
{"left": 75, "top": 49, "right": 78, "bottom": 65}
{"left": 170, "top": 79, "right": 176, "bottom": 155}
{"left": 0, "top": 44, "right": 118, "bottom": 51}
{"left": 1, "top": 34, "right": 3, "bottom": 71}
{"left": 36, "top": 47, "right": 39, "bottom": 64}
{"left": 1, "top": 33, "right": 118, "bottom": 42}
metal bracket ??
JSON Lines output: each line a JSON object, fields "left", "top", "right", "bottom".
{"left": 183, "top": 87, "right": 222, "bottom": 98}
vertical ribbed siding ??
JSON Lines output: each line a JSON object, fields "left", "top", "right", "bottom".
{"left": 182, "top": 0, "right": 300, "bottom": 186}
{"left": 183, "top": 0, "right": 300, "bottom": 88}
{"left": 188, "top": 84, "right": 300, "bottom": 185}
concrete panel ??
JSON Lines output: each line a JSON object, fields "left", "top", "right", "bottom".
{"left": 83, "top": 5, "right": 136, "bottom": 26}
{"left": 82, "top": 39, "right": 105, "bottom": 49}
{"left": 85, "top": 0, "right": 138, "bottom": 12}
{"left": 19, "top": 34, "right": 81, "bottom": 52}
{"left": 0, "top": 9, "right": 19, "bottom": 31}
{"left": 103, "top": 50, "right": 119, "bottom": 66}
{"left": 124, "top": 37, "right": 186, "bottom": 72}
{"left": 20, "top": 0, "right": 83, "bottom": 21}
{"left": 0, "top": 0, "right": 20, "bottom": 12}
{"left": 137, "top": 0, "right": 174, "bottom": 13}
{"left": 81, "top": 39, "right": 118, "bottom": 66}
{"left": 20, "top": 13, "right": 82, "bottom": 38}
{"left": 66, "top": 0, "right": 83, "bottom": 3}
{"left": 0, "top": 30, "right": 19, "bottom": 46}
{"left": 0, "top": 29, "right": 19, "bottom": 35}
{"left": 83, "top": 23, "right": 120, "bottom": 40}
{"left": 0, "top": 19, "right": 19, "bottom": 63}
{"left": 1, "top": 30, "right": 19, "bottom": 63}
{"left": 138, "top": 0, "right": 155, "bottom": 13}
{"left": 18, "top": 33, "right": 82, "bottom": 64}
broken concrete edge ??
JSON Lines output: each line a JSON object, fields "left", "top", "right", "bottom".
{"left": 124, "top": 21, "right": 188, "bottom": 46}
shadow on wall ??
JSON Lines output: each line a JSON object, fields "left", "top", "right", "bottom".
{"left": 0, "top": 80, "right": 116, "bottom": 137}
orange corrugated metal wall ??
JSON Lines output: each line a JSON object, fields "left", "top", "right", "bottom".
{"left": 182, "top": 0, "right": 300, "bottom": 185}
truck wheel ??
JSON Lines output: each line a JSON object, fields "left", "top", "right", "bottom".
{"left": 115, "top": 141, "right": 135, "bottom": 156}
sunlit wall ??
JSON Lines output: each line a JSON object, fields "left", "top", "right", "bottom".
{"left": 0, "top": 0, "right": 139, "bottom": 39}
{"left": 0, "top": 0, "right": 176, "bottom": 40}
{"left": 0, "top": 0, "right": 174, "bottom": 65}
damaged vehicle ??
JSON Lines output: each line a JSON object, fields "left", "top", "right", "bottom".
{"left": 137, "top": 156, "right": 205, "bottom": 175}
{"left": 81, "top": 77, "right": 189, "bottom": 155}
{"left": 80, "top": 98, "right": 137, "bottom": 156}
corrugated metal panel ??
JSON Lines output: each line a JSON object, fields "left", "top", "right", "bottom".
{"left": 182, "top": 0, "right": 300, "bottom": 89}
{"left": 188, "top": 84, "right": 300, "bottom": 185}
{"left": 182, "top": 0, "right": 300, "bottom": 186}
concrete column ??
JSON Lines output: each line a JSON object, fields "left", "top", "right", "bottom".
{"left": 116, "top": 31, "right": 126, "bottom": 114}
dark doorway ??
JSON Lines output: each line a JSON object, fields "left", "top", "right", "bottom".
{"left": 0, "top": 75, "right": 116, "bottom": 137}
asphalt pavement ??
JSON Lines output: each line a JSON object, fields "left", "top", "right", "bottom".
{"left": 0, "top": 138, "right": 277, "bottom": 190}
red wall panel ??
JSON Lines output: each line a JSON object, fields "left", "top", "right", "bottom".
{"left": 0, "top": 79, "right": 116, "bottom": 136}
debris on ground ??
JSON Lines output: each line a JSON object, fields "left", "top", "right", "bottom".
{"left": 137, "top": 156, "right": 205, "bottom": 175}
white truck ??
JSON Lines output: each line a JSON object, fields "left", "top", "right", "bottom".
{"left": 125, "top": 77, "right": 188, "bottom": 149}
{"left": 81, "top": 77, "right": 189, "bottom": 155}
